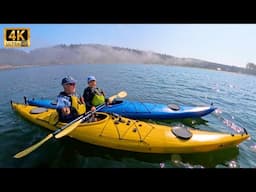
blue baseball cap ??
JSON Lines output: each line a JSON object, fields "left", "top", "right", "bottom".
{"left": 87, "top": 75, "right": 96, "bottom": 83}
{"left": 61, "top": 76, "right": 77, "bottom": 85}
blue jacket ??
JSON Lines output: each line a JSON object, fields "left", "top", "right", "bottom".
{"left": 56, "top": 91, "right": 79, "bottom": 123}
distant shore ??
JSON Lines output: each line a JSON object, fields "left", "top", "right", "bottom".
{"left": 1, "top": 43, "right": 255, "bottom": 76}
{"left": 0, "top": 64, "right": 44, "bottom": 71}
{"left": 0, "top": 63, "right": 255, "bottom": 78}
{"left": 0, "top": 65, "right": 14, "bottom": 70}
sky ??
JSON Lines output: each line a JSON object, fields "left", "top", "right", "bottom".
{"left": 1, "top": 24, "right": 256, "bottom": 68}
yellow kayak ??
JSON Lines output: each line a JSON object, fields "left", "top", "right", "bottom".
{"left": 11, "top": 102, "right": 250, "bottom": 154}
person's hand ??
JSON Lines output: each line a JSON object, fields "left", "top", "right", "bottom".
{"left": 91, "top": 106, "right": 96, "bottom": 112}
{"left": 106, "top": 98, "right": 111, "bottom": 105}
{"left": 80, "top": 97, "right": 85, "bottom": 104}
{"left": 62, "top": 107, "right": 70, "bottom": 116}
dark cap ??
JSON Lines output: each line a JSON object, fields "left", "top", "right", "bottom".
{"left": 61, "top": 76, "right": 77, "bottom": 85}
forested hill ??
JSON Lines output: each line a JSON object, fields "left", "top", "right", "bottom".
{"left": 0, "top": 44, "right": 255, "bottom": 75}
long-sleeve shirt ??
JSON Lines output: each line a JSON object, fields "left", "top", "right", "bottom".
{"left": 56, "top": 91, "right": 79, "bottom": 123}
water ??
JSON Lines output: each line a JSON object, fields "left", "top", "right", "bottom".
{"left": 0, "top": 64, "right": 255, "bottom": 168}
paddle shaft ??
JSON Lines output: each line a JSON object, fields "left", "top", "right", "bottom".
{"left": 52, "top": 91, "right": 127, "bottom": 138}
{"left": 54, "top": 103, "right": 106, "bottom": 138}
{"left": 13, "top": 103, "right": 106, "bottom": 158}
{"left": 13, "top": 91, "right": 127, "bottom": 158}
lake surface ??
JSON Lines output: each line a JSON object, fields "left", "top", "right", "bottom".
{"left": 0, "top": 63, "right": 255, "bottom": 168}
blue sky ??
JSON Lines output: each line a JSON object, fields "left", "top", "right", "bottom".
{"left": 1, "top": 24, "right": 256, "bottom": 67}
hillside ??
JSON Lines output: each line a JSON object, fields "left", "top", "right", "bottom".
{"left": 0, "top": 44, "right": 254, "bottom": 75}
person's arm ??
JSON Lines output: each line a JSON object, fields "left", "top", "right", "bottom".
{"left": 56, "top": 95, "right": 65, "bottom": 110}
{"left": 98, "top": 88, "right": 109, "bottom": 103}
{"left": 56, "top": 95, "right": 71, "bottom": 115}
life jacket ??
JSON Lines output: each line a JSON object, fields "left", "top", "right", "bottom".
{"left": 70, "top": 95, "right": 86, "bottom": 115}
{"left": 56, "top": 93, "right": 86, "bottom": 123}
{"left": 91, "top": 88, "right": 105, "bottom": 106}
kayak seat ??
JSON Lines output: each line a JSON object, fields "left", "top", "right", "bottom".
{"left": 168, "top": 104, "right": 180, "bottom": 111}
{"left": 171, "top": 126, "right": 192, "bottom": 140}
{"left": 83, "top": 113, "right": 105, "bottom": 123}
{"left": 30, "top": 107, "right": 48, "bottom": 114}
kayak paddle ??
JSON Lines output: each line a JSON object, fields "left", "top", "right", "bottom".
{"left": 13, "top": 91, "right": 127, "bottom": 158}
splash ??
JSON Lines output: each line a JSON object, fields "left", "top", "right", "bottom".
{"left": 250, "top": 145, "right": 256, "bottom": 152}
{"left": 214, "top": 109, "right": 245, "bottom": 133}
{"left": 170, "top": 154, "right": 204, "bottom": 168}
{"left": 214, "top": 108, "right": 223, "bottom": 115}
{"left": 227, "top": 160, "right": 239, "bottom": 168}
{"left": 160, "top": 162, "right": 165, "bottom": 168}
{"left": 222, "top": 119, "right": 244, "bottom": 133}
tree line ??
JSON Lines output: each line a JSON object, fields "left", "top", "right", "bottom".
{"left": 245, "top": 62, "right": 256, "bottom": 75}
{"left": 246, "top": 62, "right": 256, "bottom": 71}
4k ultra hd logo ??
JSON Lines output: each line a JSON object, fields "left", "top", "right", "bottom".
{"left": 4, "top": 28, "right": 30, "bottom": 48}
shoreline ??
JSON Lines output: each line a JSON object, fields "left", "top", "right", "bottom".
{"left": 0, "top": 63, "right": 255, "bottom": 77}
{"left": 0, "top": 64, "right": 38, "bottom": 71}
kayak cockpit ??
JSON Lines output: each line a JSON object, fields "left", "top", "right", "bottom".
{"left": 82, "top": 112, "right": 109, "bottom": 124}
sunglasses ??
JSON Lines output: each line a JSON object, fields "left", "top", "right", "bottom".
{"left": 66, "top": 83, "right": 76, "bottom": 86}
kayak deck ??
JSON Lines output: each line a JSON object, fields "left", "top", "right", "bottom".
{"left": 26, "top": 97, "right": 217, "bottom": 120}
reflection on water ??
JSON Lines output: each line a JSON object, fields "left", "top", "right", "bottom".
{"left": 155, "top": 117, "right": 209, "bottom": 129}
{"left": 177, "top": 147, "right": 239, "bottom": 168}
{"left": 47, "top": 137, "right": 241, "bottom": 168}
